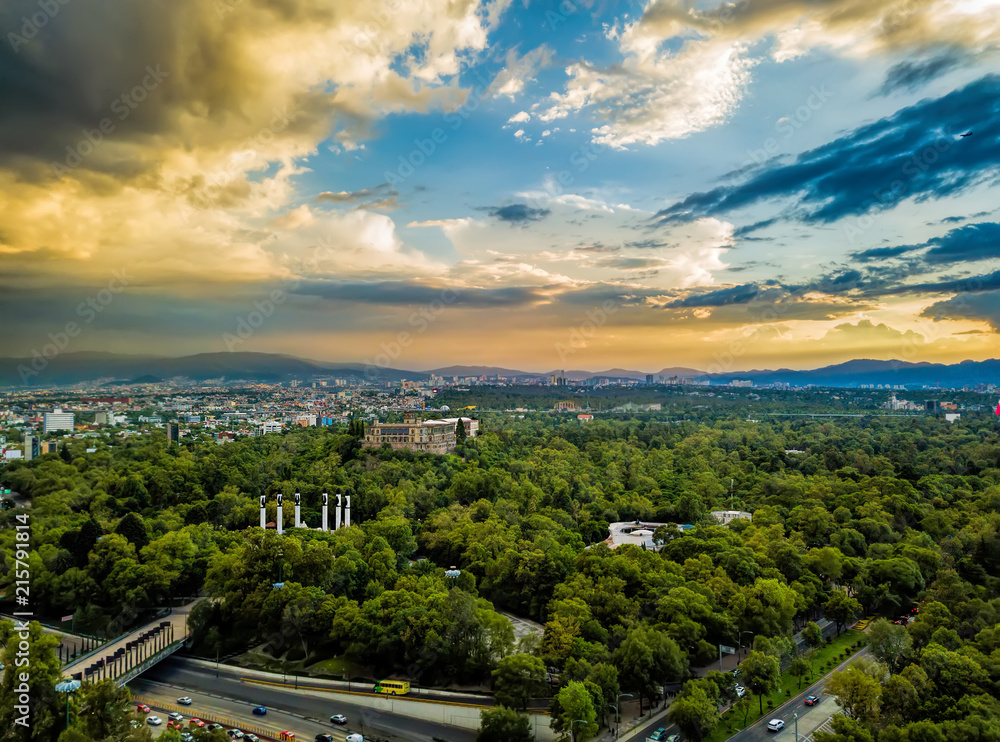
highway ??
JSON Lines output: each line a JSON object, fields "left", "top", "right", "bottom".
{"left": 132, "top": 658, "right": 477, "bottom": 742}
{"left": 729, "top": 647, "right": 869, "bottom": 742}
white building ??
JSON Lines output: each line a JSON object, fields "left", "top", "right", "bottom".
{"left": 255, "top": 421, "right": 283, "bottom": 436}
{"left": 44, "top": 408, "right": 75, "bottom": 433}
{"left": 710, "top": 510, "right": 753, "bottom": 525}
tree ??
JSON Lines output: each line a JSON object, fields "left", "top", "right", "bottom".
{"left": 789, "top": 655, "right": 812, "bottom": 690}
{"left": 493, "top": 654, "right": 547, "bottom": 711}
{"left": 550, "top": 681, "right": 598, "bottom": 741}
{"left": 825, "top": 667, "right": 881, "bottom": 725}
{"left": 75, "top": 680, "right": 137, "bottom": 740}
{"left": 866, "top": 618, "right": 912, "bottom": 672}
{"left": 477, "top": 706, "right": 532, "bottom": 742}
{"left": 813, "top": 714, "right": 875, "bottom": 742}
{"left": 741, "top": 650, "right": 780, "bottom": 715}
{"left": 456, "top": 419, "right": 468, "bottom": 444}
{"left": 668, "top": 681, "right": 720, "bottom": 741}
{"left": 802, "top": 621, "right": 824, "bottom": 650}
{"left": 0, "top": 620, "right": 62, "bottom": 741}
{"left": 614, "top": 625, "right": 686, "bottom": 713}
{"left": 825, "top": 591, "right": 862, "bottom": 636}
{"left": 114, "top": 512, "right": 150, "bottom": 552}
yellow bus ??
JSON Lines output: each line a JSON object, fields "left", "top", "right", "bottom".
{"left": 373, "top": 680, "right": 410, "bottom": 696}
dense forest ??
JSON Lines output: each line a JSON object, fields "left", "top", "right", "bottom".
{"left": 1, "top": 408, "right": 999, "bottom": 741}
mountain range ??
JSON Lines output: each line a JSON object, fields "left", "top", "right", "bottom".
{"left": 1, "top": 352, "right": 997, "bottom": 389}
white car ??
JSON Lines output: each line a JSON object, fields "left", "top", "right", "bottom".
{"left": 168, "top": 712, "right": 185, "bottom": 722}
{"left": 768, "top": 719, "right": 785, "bottom": 732}
{"left": 146, "top": 716, "right": 163, "bottom": 727}
{"left": 346, "top": 734, "right": 364, "bottom": 742}
{"left": 177, "top": 697, "right": 193, "bottom": 705}
{"left": 735, "top": 685, "right": 746, "bottom": 698}
{"left": 227, "top": 731, "right": 244, "bottom": 740}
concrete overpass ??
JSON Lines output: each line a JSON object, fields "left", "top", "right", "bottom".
{"left": 62, "top": 602, "right": 197, "bottom": 685}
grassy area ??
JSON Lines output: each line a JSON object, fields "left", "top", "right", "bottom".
{"left": 231, "top": 650, "right": 365, "bottom": 681}
{"left": 704, "top": 630, "right": 866, "bottom": 742}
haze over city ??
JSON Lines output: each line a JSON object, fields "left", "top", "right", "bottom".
{"left": 2, "top": 0, "right": 998, "bottom": 370}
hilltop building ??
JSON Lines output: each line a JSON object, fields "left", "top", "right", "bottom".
{"left": 364, "top": 412, "right": 478, "bottom": 454}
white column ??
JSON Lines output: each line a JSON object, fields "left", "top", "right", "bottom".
{"left": 259, "top": 495, "right": 266, "bottom": 529}
{"left": 335, "top": 493, "right": 342, "bottom": 531}
{"left": 294, "top": 491, "right": 301, "bottom": 528}
{"left": 276, "top": 493, "right": 283, "bottom": 535}
{"left": 321, "top": 492, "right": 328, "bottom": 532}
{"left": 345, "top": 494, "right": 351, "bottom": 528}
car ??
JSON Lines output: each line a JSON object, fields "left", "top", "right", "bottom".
{"left": 245, "top": 735, "right": 260, "bottom": 742}
{"left": 146, "top": 717, "right": 163, "bottom": 727}
{"left": 330, "top": 715, "right": 348, "bottom": 725}
{"left": 189, "top": 719, "right": 205, "bottom": 728}
{"left": 649, "top": 729, "right": 667, "bottom": 741}
{"left": 207, "top": 724, "right": 224, "bottom": 732}
{"left": 137, "top": 704, "right": 151, "bottom": 714}
{"left": 227, "top": 731, "right": 244, "bottom": 740}
{"left": 252, "top": 706, "right": 267, "bottom": 716}
{"left": 167, "top": 721, "right": 183, "bottom": 731}
{"left": 181, "top": 735, "right": 194, "bottom": 742}
{"left": 316, "top": 736, "right": 335, "bottom": 742}
{"left": 767, "top": 719, "right": 785, "bottom": 732}
{"left": 346, "top": 735, "right": 364, "bottom": 742}
{"left": 732, "top": 668, "right": 742, "bottom": 677}
{"left": 804, "top": 695, "right": 820, "bottom": 706}
{"left": 735, "top": 685, "right": 746, "bottom": 698}
{"left": 168, "top": 712, "right": 185, "bottom": 722}
{"left": 177, "top": 697, "right": 193, "bottom": 706}
{"left": 665, "top": 736, "right": 681, "bottom": 742}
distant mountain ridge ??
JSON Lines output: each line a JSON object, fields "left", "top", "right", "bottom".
{"left": 1, "top": 351, "right": 996, "bottom": 389}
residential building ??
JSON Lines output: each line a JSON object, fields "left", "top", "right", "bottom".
{"left": 710, "top": 510, "right": 753, "bottom": 525}
{"left": 42, "top": 440, "right": 58, "bottom": 454}
{"left": 44, "top": 408, "right": 75, "bottom": 433}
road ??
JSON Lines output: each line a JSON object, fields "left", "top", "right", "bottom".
{"left": 729, "top": 647, "right": 869, "bottom": 742}
{"left": 134, "top": 657, "right": 477, "bottom": 742}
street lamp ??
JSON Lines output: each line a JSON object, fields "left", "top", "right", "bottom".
{"left": 793, "top": 712, "right": 799, "bottom": 741}
{"left": 55, "top": 679, "right": 81, "bottom": 730}
{"left": 570, "top": 718, "right": 589, "bottom": 742}
{"left": 612, "top": 693, "right": 633, "bottom": 739}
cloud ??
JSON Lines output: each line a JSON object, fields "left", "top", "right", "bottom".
{"left": 317, "top": 184, "right": 398, "bottom": 210}
{"left": 488, "top": 203, "right": 551, "bottom": 224}
{"left": 540, "top": 33, "right": 755, "bottom": 148}
{"left": 656, "top": 75, "right": 1000, "bottom": 225}
{"left": 662, "top": 283, "right": 766, "bottom": 308}
{"left": 292, "top": 280, "right": 550, "bottom": 308}
{"left": 877, "top": 53, "right": 965, "bottom": 96}
{"left": 491, "top": 45, "right": 554, "bottom": 99}
{"left": 507, "top": 111, "right": 531, "bottom": 124}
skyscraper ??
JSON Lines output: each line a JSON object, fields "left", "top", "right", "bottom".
{"left": 24, "top": 433, "right": 40, "bottom": 461}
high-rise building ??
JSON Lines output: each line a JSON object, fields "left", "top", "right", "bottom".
{"left": 44, "top": 408, "right": 74, "bottom": 433}
{"left": 165, "top": 423, "right": 180, "bottom": 443}
{"left": 23, "top": 433, "right": 40, "bottom": 461}
{"left": 645, "top": 374, "right": 654, "bottom": 385}
{"left": 42, "top": 440, "right": 58, "bottom": 454}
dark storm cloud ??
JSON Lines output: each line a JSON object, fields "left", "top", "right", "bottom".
{"left": 853, "top": 221, "right": 1000, "bottom": 265}
{"left": 921, "top": 222, "right": 1000, "bottom": 264}
{"left": 877, "top": 270, "right": 1000, "bottom": 297}
{"left": 655, "top": 75, "right": 1000, "bottom": 226}
{"left": 921, "top": 289, "right": 1000, "bottom": 330}
{"left": 877, "top": 53, "right": 964, "bottom": 96}
{"left": 488, "top": 203, "right": 551, "bottom": 224}
{"left": 852, "top": 245, "right": 918, "bottom": 262}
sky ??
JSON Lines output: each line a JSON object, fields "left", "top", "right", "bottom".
{"left": 1, "top": 0, "right": 999, "bottom": 374}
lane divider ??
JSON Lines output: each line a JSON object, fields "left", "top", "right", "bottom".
{"left": 239, "top": 676, "right": 552, "bottom": 717}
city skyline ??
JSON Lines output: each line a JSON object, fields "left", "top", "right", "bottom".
{"left": 2, "top": 0, "right": 999, "bottom": 373}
